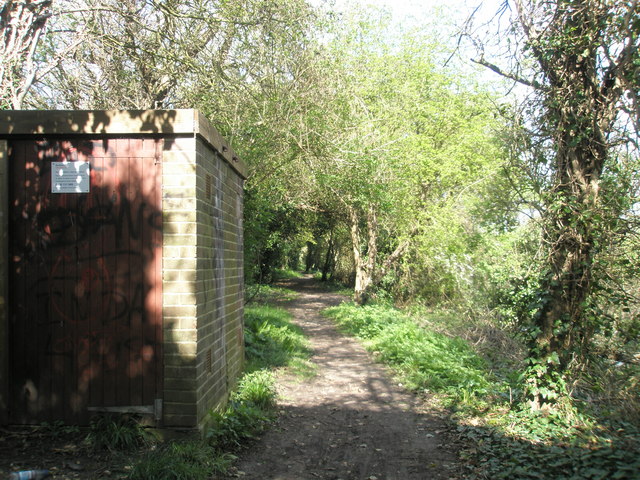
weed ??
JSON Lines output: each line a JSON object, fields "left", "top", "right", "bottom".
{"left": 128, "top": 441, "right": 235, "bottom": 480}
{"left": 233, "top": 370, "right": 277, "bottom": 410}
{"left": 312, "top": 273, "right": 354, "bottom": 295}
{"left": 244, "top": 305, "right": 310, "bottom": 372}
{"left": 87, "top": 414, "right": 150, "bottom": 451}
{"left": 245, "top": 284, "right": 299, "bottom": 305}
{"left": 127, "top": 373, "right": 275, "bottom": 479}
{"left": 323, "top": 301, "right": 640, "bottom": 479}
{"left": 39, "top": 420, "right": 80, "bottom": 438}
{"left": 457, "top": 419, "right": 640, "bottom": 480}
{"left": 272, "top": 268, "right": 303, "bottom": 280}
{"left": 206, "top": 370, "right": 277, "bottom": 451}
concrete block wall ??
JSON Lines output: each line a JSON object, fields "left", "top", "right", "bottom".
{"left": 194, "top": 138, "right": 245, "bottom": 428}
{"left": 221, "top": 157, "right": 245, "bottom": 388}
{"left": 162, "top": 136, "right": 200, "bottom": 427}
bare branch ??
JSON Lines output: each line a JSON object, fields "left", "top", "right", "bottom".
{"left": 471, "top": 56, "right": 543, "bottom": 90}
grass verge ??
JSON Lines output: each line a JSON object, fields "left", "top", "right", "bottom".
{"left": 272, "top": 268, "right": 304, "bottom": 280}
{"left": 244, "top": 283, "right": 299, "bottom": 305}
{"left": 323, "top": 301, "right": 640, "bottom": 479}
{"left": 126, "top": 370, "right": 278, "bottom": 480}
{"left": 128, "top": 286, "right": 310, "bottom": 479}
{"left": 128, "top": 442, "right": 235, "bottom": 480}
{"left": 244, "top": 303, "right": 315, "bottom": 377}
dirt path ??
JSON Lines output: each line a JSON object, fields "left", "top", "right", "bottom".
{"left": 229, "top": 276, "right": 459, "bottom": 480}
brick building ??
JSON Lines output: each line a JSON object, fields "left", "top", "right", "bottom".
{"left": 0, "top": 110, "right": 246, "bottom": 429}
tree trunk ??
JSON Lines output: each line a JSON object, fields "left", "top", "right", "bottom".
{"left": 535, "top": 146, "right": 603, "bottom": 362}
{"left": 321, "top": 229, "right": 335, "bottom": 281}
{"left": 305, "top": 241, "right": 315, "bottom": 273}
{"left": 1, "top": 0, "right": 52, "bottom": 108}
{"left": 505, "top": 0, "right": 638, "bottom": 408}
{"left": 349, "top": 206, "right": 378, "bottom": 305}
{"left": 348, "top": 205, "right": 414, "bottom": 305}
{"left": 528, "top": 138, "right": 605, "bottom": 407}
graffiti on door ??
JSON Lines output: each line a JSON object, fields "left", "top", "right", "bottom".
{"left": 9, "top": 138, "right": 163, "bottom": 424}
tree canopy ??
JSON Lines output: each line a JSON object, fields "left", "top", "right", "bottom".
{"left": 2, "top": 0, "right": 639, "bottom": 418}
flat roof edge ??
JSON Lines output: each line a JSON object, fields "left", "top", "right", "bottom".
{"left": 0, "top": 109, "right": 247, "bottom": 179}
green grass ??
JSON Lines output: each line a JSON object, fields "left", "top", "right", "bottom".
{"left": 128, "top": 294, "right": 297, "bottom": 480}
{"left": 324, "top": 303, "right": 492, "bottom": 401}
{"left": 244, "top": 304, "right": 313, "bottom": 375}
{"left": 245, "top": 283, "right": 299, "bottom": 305}
{"left": 311, "top": 272, "right": 354, "bottom": 296}
{"left": 128, "top": 441, "right": 235, "bottom": 480}
{"left": 206, "top": 370, "right": 278, "bottom": 451}
{"left": 38, "top": 419, "right": 81, "bottom": 438}
{"left": 233, "top": 369, "right": 278, "bottom": 410}
{"left": 87, "top": 414, "right": 152, "bottom": 452}
{"left": 323, "top": 301, "right": 640, "bottom": 480}
{"left": 128, "top": 371, "right": 278, "bottom": 480}
{"left": 272, "top": 268, "right": 304, "bottom": 280}
{"left": 201, "top": 302, "right": 298, "bottom": 454}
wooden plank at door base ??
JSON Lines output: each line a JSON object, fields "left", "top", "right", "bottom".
{"left": 87, "top": 398, "right": 162, "bottom": 421}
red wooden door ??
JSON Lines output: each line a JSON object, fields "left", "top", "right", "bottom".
{"left": 9, "top": 138, "right": 163, "bottom": 425}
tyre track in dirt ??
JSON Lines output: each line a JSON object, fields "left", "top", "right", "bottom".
{"left": 229, "top": 275, "right": 459, "bottom": 480}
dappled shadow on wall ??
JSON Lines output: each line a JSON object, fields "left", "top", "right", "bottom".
{"left": 9, "top": 135, "right": 164, "bottom": 425}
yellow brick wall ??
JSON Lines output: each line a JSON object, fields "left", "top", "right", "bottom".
{"left": 162, "top": 135, "right": 244, "bottom": 429}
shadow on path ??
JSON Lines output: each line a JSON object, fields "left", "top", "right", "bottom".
{"left": 229, "top": 275, "right": 459, "bottom": 480}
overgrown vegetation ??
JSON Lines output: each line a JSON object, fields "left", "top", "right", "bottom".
{"left": 326, "top": 304, "right": 491, "bottom": 400}
{"left": 126, "top": 304, "right": 292, "bottom": 480}
{"left": 83, "top": 369, "right": 278, "bottom": 480}
{"left": 324, "top": 302, "right": 640, "bottom": 478}
{"left": 4, "top": 0, "right": 640, "bottom": 477}
{"left": 127, "top": 285, "right": 308, "bottom": 480}
{"left": 129, "top": 441, "right": 235, "bottom": 480}
{"left": 206, "top": 370, "right": 278, "bottom": 451}
{"left": 244, "top": 304, "right": 313, "bottom": 375}
{"left": 244, "top": 283, "right": 299, "bottom": 306}
{"left": 87, "top": 414, "right": 152, "bottom": 452}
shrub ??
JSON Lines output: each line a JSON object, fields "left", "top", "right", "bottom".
{"left": 206, "top": 370, "right": 277, "bottom": 451}
{"left": 128, "top": 441, "right": 235, "bottom": 480}
{"left": 87, "top": 414, "right": 150, "bottom": 451}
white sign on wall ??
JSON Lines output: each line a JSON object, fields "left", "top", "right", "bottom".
{"left": 51, "top": 161, "right": 91, "bottom": 193}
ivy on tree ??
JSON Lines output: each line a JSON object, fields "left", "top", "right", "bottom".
{"left": 475, "top": 0, "right": 640, "bottom": 407}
